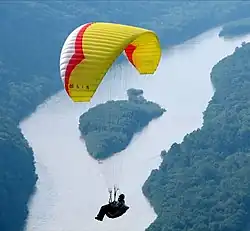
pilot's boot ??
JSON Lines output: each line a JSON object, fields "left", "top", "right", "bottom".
{"left": 95, "top": 216, "right": 103, "bottom": 221}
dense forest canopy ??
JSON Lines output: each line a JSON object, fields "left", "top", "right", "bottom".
{"left": 220, "top": 17, "right": 250, "bottom": 37}
{"left": 78, "top": 89, "right": 166, "bottom": 159}
{"left": 143, "top": 42, "right": 250, "bottom": 231}
{"left": 2, "top": 1, "right": 250, "bottom": 230}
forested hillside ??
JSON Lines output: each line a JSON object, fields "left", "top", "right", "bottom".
{"left": 220, "top": 17, "right": 250, "bottom": 37}
{"left": 143, "top": 42, "right": 250, "bottom": 231}
{"left": 2, "top": 2, "right": 250, "bottom": 230}
{"left": 79, "top": 89, "right": 165, "bottom": 159}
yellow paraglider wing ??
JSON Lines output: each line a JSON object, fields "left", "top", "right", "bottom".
{"left": 59, "top": 22, "right": 161, "bottom": 102}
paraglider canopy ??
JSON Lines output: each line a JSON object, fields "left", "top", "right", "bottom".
{"left": 59, "top": 22, "right": 161, "bottom": 102}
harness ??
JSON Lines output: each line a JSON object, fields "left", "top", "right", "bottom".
{"left": 106, "top": 185, "right": 128, "bottom": 218}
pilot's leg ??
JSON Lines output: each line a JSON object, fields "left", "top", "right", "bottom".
{"left": 95, "top": 204, "right": 109, "bottom": 221}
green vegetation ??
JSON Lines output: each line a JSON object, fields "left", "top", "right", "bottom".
{"left": 0, "top": 60, "right": 55, "bottom": 231}
{"left": 0, "top": 119, "right": 37, "bottom": 231}
{"left": 79, "top": 89, "right": 166, "bottom": 159}
{"left": 2, "top": 1, "right": 250, "bottom": 230}
{"left": 220, "top": 17, "right": 250, "bottom": 37}
{"left": 143, "top": 42, "right": 250, "bottom": 231}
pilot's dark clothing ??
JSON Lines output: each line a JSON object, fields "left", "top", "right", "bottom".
{"left": 95, "top": 194, "right": 129, "bottom": 221}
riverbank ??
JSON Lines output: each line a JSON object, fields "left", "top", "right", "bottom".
{"left": 219, "top": 17, "right": 250, "bottom": 37}
{"left": 143, "top": 42, "right": 250, "bottom": 231}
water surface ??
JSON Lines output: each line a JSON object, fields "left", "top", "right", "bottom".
{"left": 20, "top": 28, "right": 250, "bottom": 231}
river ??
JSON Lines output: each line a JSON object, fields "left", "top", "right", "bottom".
{"left": 20, "top": 28, "right": 250, "bottom": 231}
